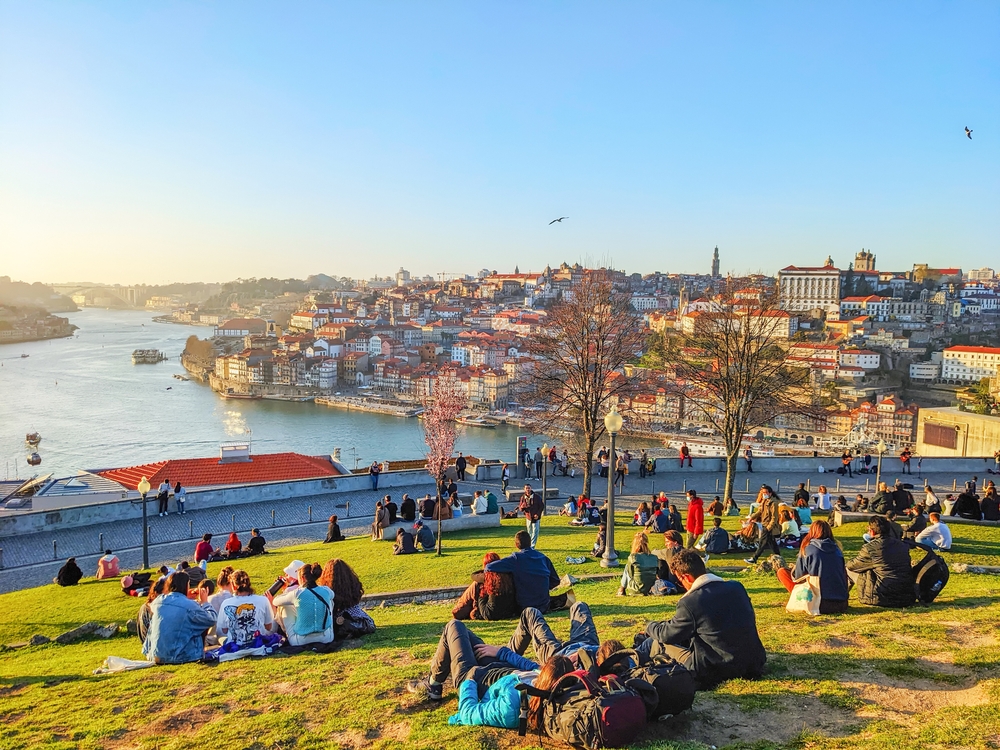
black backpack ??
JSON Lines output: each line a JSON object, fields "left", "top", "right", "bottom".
{"left": 589, "top": 648, "right": 696, "bottom": 720}
{"left": 516, "top": 668, "right": 647, "bottom": 749}
{"left": 912, "top": 548, "right": 949, "bottom": 604}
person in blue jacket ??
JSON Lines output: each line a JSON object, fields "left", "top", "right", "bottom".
{"left": 142, "top": 570, "right": 217, "bottom": 664}
{"left": 775, "top": 519, "right": 849, "bottom": 614}
{"left": 485, "top": 530, "right": 561, "bottom": 613}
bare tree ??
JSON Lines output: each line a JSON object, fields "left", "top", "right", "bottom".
{"left": 521, "top": 272, "right": 645, "bottom": 498}
{"left": 422, "top": 372, "right": 466, "bottom": 555}
{"left": 656, "top": 286, "right": 819, "bottom": 501}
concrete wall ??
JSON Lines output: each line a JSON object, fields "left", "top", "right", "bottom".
{"left": 0, "top": 469, "right": 435, "bottom": 538}
{"left": 917, "top": 408, "right": 1000, "bottom": 458}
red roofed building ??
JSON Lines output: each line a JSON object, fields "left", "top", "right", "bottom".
{"left": 941, "top": 346, "right": 1000, "bottom": 383}
{"left": 778, "top": 261, "right": 841, "bottom": 315}
{"left": 214, "top": 318, "right": 268, "bottom": 337}
{"left": 99, "top": 449, "right": 343, "bottom": 490}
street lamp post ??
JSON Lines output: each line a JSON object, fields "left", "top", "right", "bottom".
{"left": 875, "top": 439, "right": 887, "bottom": 489}
{"left": 137, "top": 476, "right": 151, "bottom": 569}
{"left": 601, "top": 407, "right": 623, "bottom": 568}
{"left": 541, "top": 442, "right": 548, "bottom": 516}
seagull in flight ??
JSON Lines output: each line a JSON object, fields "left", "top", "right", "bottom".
{"left": 965, "top": 127, "right": 973, "bottom": 140}
{"left": 549, "top": 216, "right": 568, "bottom": 225}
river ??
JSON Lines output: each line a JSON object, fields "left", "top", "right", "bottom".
{"left": 0, "top": 309, "right": 625, "bottom": 478}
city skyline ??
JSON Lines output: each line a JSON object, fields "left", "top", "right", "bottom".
{"left": 1, "top": 3, "right": 998, "bottom": 284}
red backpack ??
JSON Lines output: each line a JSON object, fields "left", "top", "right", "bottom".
{"left": 517, "top": 667, "right": 647, "bottom": 749}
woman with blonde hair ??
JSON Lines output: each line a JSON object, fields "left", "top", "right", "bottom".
{"left": 617, "top": 532, "right": 658, "bottom": 596}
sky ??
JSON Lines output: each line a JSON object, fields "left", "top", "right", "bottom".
{"left": 1, "top": 2, "right": 998, "bottom": 285}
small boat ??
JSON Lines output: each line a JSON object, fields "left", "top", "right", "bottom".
{"left": 27, "top": 452, "right": 42, "bottom": 466}
{"left": 20, "top": 353, "right": 29, "bottom": 358}
{"left": 221, "top": 390, "right": 262, "bottom": 400}
{"left": 456, "top": 415, "right": 495, "bottom": 429}
{"left": 25, "top": 432, "right": 42, "bottom": 447}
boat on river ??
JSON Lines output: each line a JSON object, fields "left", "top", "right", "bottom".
{"left": 221, "top": 390, "right": 262, "bottom": 400}
{"left": 456, "top": 415, "right": 495, "bottom": 429}
{"left": 25, "top": 432, "right": 42, "bottom": 447}
{"left": 132, "top": 349, "right": 167, "bottom": 364}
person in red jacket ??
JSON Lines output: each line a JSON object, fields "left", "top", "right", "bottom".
{"left": 194, "top": 533, "right": 215, "bottom": 563}
{"left": 685, "top": 490, "right": 704, "bottom": 548}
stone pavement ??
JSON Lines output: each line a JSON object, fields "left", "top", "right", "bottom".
{"left": 0, "top": 466, "right": 967, "bottom": 594}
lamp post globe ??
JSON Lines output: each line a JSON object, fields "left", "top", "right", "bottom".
{"left": 601, "top": 407, "right": 623, "bottom": 568}
{"left": 137, "top": 476, "right": 151, "bottom": 569}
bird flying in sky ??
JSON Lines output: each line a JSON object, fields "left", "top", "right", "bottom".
{"left": 549, "top": 216, "right": 568, "bottom": 224}
{"left": 965, "top": 127, "right": 973, "bottom": 140}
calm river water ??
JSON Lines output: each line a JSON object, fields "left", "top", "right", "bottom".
{"left": 0, "top": 309, "right": 580, "bottom": 479}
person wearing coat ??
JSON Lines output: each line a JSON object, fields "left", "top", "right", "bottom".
{"left": 324, "top": 515, "right": 345, "bottom": 543}
{"left": 746, "top": 486, "right": 782, "bottom": 564}
{"left": 54, "top": 557, "right": 83, "bottom": 586}
{"left": 951, "top": 492, "right": 982, "bottom": 520}
{"left": 684, "top": 491, "right": 705, "bottom": 548}
{"left": 393, "top": 528, "right": 417, "bottom": 555}
{"left": 433, "top": 496, "right": 454, "bottom": 521}
{"left": 617, "top": 532, "right": 659, "bottom": 596}
{"left": 869, "top": 482, "right": 894, "bottom": 515}
{"left": 400, "top": 494, "right": 416, "bottom": 522}
{"left": 370, "top": 501, "right": 390, "bottom": 541}
{"left": 775, "top": 520, "right": 849, "bottom": 614}
{"left": 846, "top": 516, "right": 916, "bottom": 608}
{"left": 142, "top": 571, "right": 217, "bottom": 664}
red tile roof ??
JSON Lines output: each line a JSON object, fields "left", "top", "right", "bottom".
{"left": 945, "top": 345, "right": 1000, "bottom": 355}
{"left": 99, "top": 452, "right": 342, "bottom": 490}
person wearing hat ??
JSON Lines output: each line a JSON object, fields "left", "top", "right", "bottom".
{"left": 414, "top": 520, "right": 436, "bottom": 551}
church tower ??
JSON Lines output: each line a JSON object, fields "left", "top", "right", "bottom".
{"left": 854, "top": 249, "right": 876, "bottom": 272}
{"left": 711, "top": 246, "right": 720, "bottom": 278}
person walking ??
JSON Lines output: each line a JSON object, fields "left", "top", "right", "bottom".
{"left": 455, "top": 453, "right": 467, "bottom": 481}
{"left": 744, "top": 447, "right": 753, "bottom": 473}
{"left": 684, "top": 490, "right": 704, "bottom": 549}
{"left": 614, "top": 453, "right": 627, "bottom": 492}
{"left": 745, "top": 485, "right": 782, "bottom": 564}
{"left": 519, "top": 486, "right": 544, "bottom": 548}
{"left": 500, "top": 462, "right": 510, "bottom": 494}
{"left": 679, "top": 443, "right": 692, "bottom": 468}
{"left": 369, "top": 461, "right": 381, "bottom": 491}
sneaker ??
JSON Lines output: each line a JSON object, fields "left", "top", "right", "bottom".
{"left": 405, "top": 677, "right": 443, "bottom": 701}
{"left": 744, "top": 558, "right": 755, "bottom": 565}
{"left": 565, "top": 588, "right": 577, "bottom": 607}
{"left": 702, "top": 554, "right": 710, "bottom": 564}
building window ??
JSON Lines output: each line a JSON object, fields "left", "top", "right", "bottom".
{"left": 924, "top": 423, "right": 958, "bottom": 450}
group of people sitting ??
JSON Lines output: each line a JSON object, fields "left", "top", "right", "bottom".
{"left": 137, "top": 557, "right": 375, "bottom": 664}
{"left": 192, "top": 530, "right": 268, "bottom": 563}
{"left": 406, "top": 545, "right": 766, "bottom": 739}
{"left": 369, "top": 490, "right": 503, "bottom": 542}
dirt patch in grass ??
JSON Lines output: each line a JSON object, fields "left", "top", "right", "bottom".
{"left": 941, "top": 622, "right": 998, "bottom": 649}
{"left": 647, "top": 693, "right": 861, "bottom": 747}
{"left": 329, "top": 722, "right": 411, "bottom": 748}
{"left": 845, "top": 672, "right": 991, "bottom": 725}
{"left": 271, "top": 681, "right": 308, "bottom": 695}
{"left": 107, "top": 705, "right": 225, "bottom": 748}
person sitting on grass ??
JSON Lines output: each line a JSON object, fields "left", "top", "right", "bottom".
{"left": 224, "top": 532, "right": 243, "bottom": 557}
{"left": 270, "top": 562, "right": 334, "bottom": 646}
{"left": 637, "top": 549, "right": 767, "bottom": 688}
{"left": 413, "top": 520, "right": 436, "bottom": 551}
{"left": 915, "top": 512, "right": 952, "bottom": 551}
{"left": 591, "top": 524, "right": 607, "bottom": 558}
{"left": 645, "top": 502, "right": 670, "bottom": 533}
{"left": 698, "top": 517, "right": 731, "bottom": 556}
{"left": 452, "top": 552, "right": 518, "bottom": 621}
{"left": 902, "top": 505, "right": 928, "bottom": 540}
{"left": 485, "top": 531, "right": 563, "bottom": 614}
{"left": 794, "top": 497, "right": 813, "bottom": 526}
{"left": 951, "top": 491, "right": 982, "bottom": 521}
{"left": 617, "top": 532, "right": 659, "bottom": 596}
{"left": 319, "top": 559, "right": 376, "bottom": 639}
{"left": 324, "top": 515, "right": 345, "bottom": 543}
{"left": 177, "top": 560, "right": 206, "bottom": 586}
{"left": 54, "top": 557, "right": 83, "bottom": 587}
{"left": 981, "top": 485, "right": 1000, "bottom": 521}
{"left": 651, "top": 530, "right": 685, "bottom": 595}
{"left": 405, "top": 617, "right": 573, "bottom": 734}
{"left": 137, "top": 578, "right": 167, "bottom": 644}
{"left": 194, "top": 534, "right": 215, "bottom": 563}
{"left": 723, "top": 496, "right": 740, "bottom": 516}
{"left": 778, "top": 509, "right": 800, "bottom": 545}
{"left": 96, "top": 550, "right": 120, "bottom": 579}
{"left": 246, "top": 528, "right": 267, "bottom": 556}
{"left": 633, "top": 501, "right": 651, "bottom": 526}
{"left": 706, "top": 496, "right": 725, "bottom": 519}
{"left": 143, "top": 571, "right": 217, "bottom": 664}
{"left": 774, "top": 520, "right": 849, "bottom": 614}
{"left": 667, "top": 503, "right": 684, "bottom": 533}
{"left": 215, "top": 570, "right": 275, "bottom": 647}
{"left": 846, "top": 516, "right": 916, "bottom": 609}
{"left": 207, "top": 566, "right": 234, "bottom": 616}
{"left": 393, "top": 527, "right": 417, "bottom": 555}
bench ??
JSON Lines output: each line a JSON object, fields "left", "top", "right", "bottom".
{"left": 504, "top": 487, "right": 560, "bottom": 503}
{"left": 832, "top": 509, "right": 1000, "bottom": 528}
{"left": 381, "top": 512, "right": 501, "bottom": 538}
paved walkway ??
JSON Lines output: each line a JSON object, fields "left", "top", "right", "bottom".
{"left": 0, "top": 466, "right": 961, "bottom": 594}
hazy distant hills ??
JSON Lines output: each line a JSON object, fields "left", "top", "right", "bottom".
{"left": 0, "top": 276, "right": 78, "bottom": 313}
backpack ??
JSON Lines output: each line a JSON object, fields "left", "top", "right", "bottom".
{"left": 590, "top": 649, "right": 696, "bottom": 720}
{"left": 912, "top": 548, "right": 949, "bottom": 604}
{"left": 516, "top": 668, "right": 646, "bottom": 749}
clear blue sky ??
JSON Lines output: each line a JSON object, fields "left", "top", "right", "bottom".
{"left": 1, "top": 2, "right": 997, "bottom": 284}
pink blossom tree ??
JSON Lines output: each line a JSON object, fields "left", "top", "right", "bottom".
{"left": 422, "top": 370, "right": 467, "bottom": 555}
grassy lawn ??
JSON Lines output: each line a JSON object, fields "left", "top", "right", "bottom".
{"left": 2, "top": 514, "right": 1000, "bottom": 750}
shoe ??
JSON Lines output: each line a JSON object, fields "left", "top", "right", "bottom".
{"left": 632, "top": 632, "right": 647, "bottom": 649}
{"left": 405, "top": 677, "right": 442, "bottom": 701}
{"left": 565, "top": 588, "right": 577, "bottom": 607}
{"left": 702, "top": 554, "right": 710, "bottom": 564}
{"left": 744, "top": 558, "right": 755, "bottom": 564}
{"left": 616, "top": 587, "right": 626, "bottom": 597}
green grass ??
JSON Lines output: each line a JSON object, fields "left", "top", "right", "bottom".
{"left": 2, "top": 514, "right": 1000, "bottom": 750}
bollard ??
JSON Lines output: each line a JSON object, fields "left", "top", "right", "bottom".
{"left": 682, "top": 479, "right": 687, "bottom": 493}
{"left": 953, "top": 479, "right": 957, "bottom": 491}
{"left": 189, "top": 520, "right": 194, "bottom": 538}
{"left": 99, "top": 533, "right": 104, "bottom": 553}
{"left": 746, "top": 478, "right": 750, "bottom": 493}
{"left": 308, "top": 505, "right": 313, "bottom": 523}
{"left": 53, "top": 540, "right": 57, "bottom": 560}
{"left": 232, "top": 514, "right": 236, "bottom": 531}
{"left": 271, "top": 509, "right": 276, "bottom": 527}
{"left": 346, "top": 500, "right": 350, "bottom": 518}
{"left": 775, "top": 479, "right": 780, "bottom": 492}
{"left": 0, "top": 547, "right": 4, "bottom": 570}
{"left": 836, "top": 478, "right": 841, "bottom": 492}
{"left": 806, "top": 479, "right": 811, "bottom": 492}
{"left": 866, "top": 478, "right": 870, "bottom": 492}
{"left": 147, "top": 526, "right": 152, "bottom": 542}
{"left": 715, "top": 478, "right": 720, "bottom": 492}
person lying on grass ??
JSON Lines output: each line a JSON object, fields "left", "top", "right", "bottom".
{"left": 637, "top": 548, "right": 766, "bottom": 689}
{"left": 143, "top": 570, "right": 217, "bottom": 665}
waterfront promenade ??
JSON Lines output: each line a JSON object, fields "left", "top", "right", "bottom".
{"left": 0, "top": 464, "right": 972, "bottom": 593}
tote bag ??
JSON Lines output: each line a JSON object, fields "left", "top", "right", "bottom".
{"left": 785, "top": 575, "right": 822, "bottom": 616}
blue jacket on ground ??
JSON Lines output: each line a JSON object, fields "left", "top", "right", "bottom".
{"left": 793, "top": 537, "right": 849, "bottom": 603}
{"left": 486, "top": 549, "right": 560, "bottom": 612}
{"left": 142, "top": 592, "right": 217, "bottom": 664}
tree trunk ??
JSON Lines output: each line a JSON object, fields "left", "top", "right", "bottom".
{"left": 436, "top": 491, "right": 442, "bottom": 556}
{"left": 724, "top": 452, "right": 738, "bottom": 504}
{"left": 581, "top": 436, "right": 596, "bottom": 498}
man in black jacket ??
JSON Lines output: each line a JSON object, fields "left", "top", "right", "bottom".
{"left": 419, "top": 494, "right": 436, "bottom": 520}
{"left": 891, "top": 480, "right": 913, "bottom": 513}
{"left": 793, "top": 483, "right": 810, "bottom": 507}
{"left": 455, "top": 453, "right": 467, "bottom": 481}
{"left": 846, "top": 516, "right": 915, "bottom": 608}
{"left": 951, "top": 492, "right": 982, "bottom": 520}
{"left": 869, "top": 482, "right": 893, "bottom": 515}
{"left": 637, "top": 549, "right": 766, "bottom": 688}
{"left": 400, "top": 494, "right": 416, "bottom": 522}
{"left": 902, "top": 505, "right": 928, "bottom": 540}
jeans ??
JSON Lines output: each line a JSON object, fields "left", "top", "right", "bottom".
{"left": 746, "top": 460, "right": 753, "bottom": 472}
{"left": 501, "top": 477, "right": 508, "bottom": 493}
{"left": 526, "top": 519, "right": 540, "bottom": 548}
{"left": 430, "top": 620, "right": 490, "bottom": 686}
{"left": 371, "top": 475, "right": 379, "bottom": 490}
{"left": 902, "top": 462, "right": 911, "bottom": 474}
{"left": 615, "top": 470, "right": 625, "bottom": 490}
{"left": 535, "top": 462, "right": 543, "bottom": 479}
{"left": 507, "top": 602, "right": 599, "bottom": 664}
{"left": 158, "top": 494, "right": 168, "bottom": 514}
{"left": 457, "top": 467, "right": 466, "bottom": 481}
{"left": 751, "top": 528, "right": 780, "bottom": 562}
